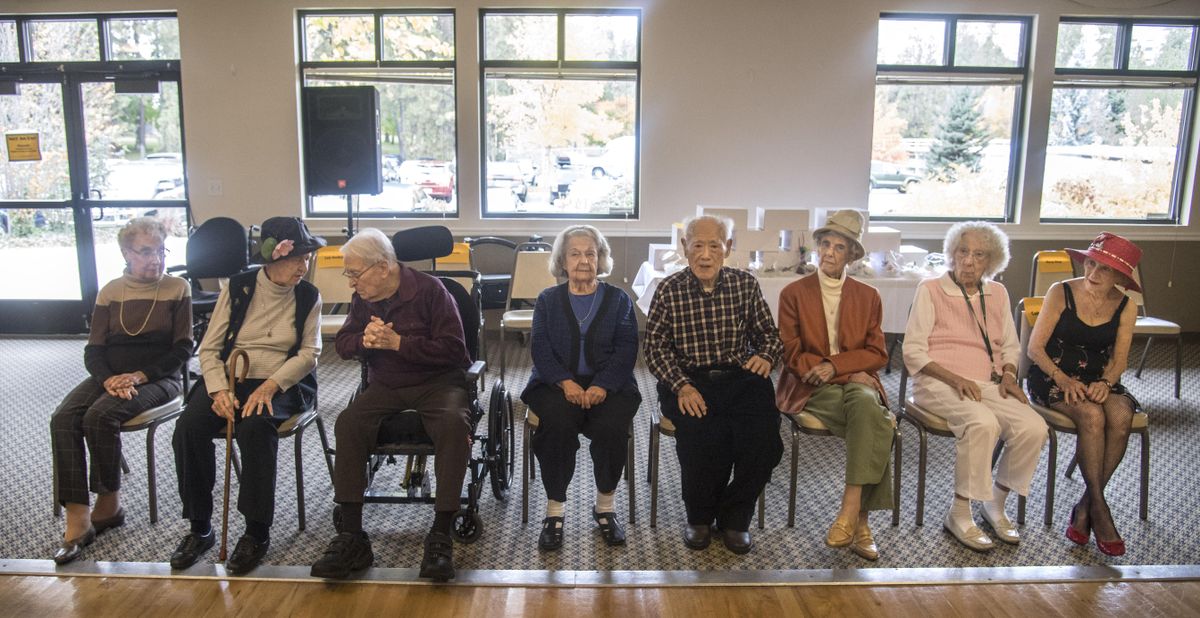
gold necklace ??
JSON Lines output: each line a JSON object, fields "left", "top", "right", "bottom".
{"left": 119, "top": 277, "right": 162, "bottom": 337}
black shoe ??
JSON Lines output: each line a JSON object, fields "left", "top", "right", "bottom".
{"left": 538, "top": 516, "right": 564, "bottom": 551}
{"left": 722, "top": 528, "right": 753, "bottom": 555}
{"left": 92, "top": 508, "right": 126, "bottom": 536}
{"left": 226, "top": 534, "right": 270, "bottom": 575}
{"left": 683, "top": 524, "right": 711, "bottom": 550}
{"left": 53, "top": 526, "right": 96, "bottom": 566}
{"left": 310, "top": 532, "right": 373, "bottom": 579}
{"left": 419, "top": 531, "right": 455, "bottom": 582}
{"left": 593, "top": 511, "right": 626, "bottom": 546}
{"left": 170, "top": 530, "right": 215, "bottom": 570}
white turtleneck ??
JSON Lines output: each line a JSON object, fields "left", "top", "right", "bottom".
{"left": 818, "top": 268, "right": 847, "bottom": 355}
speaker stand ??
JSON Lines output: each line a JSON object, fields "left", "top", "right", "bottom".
{"left": 343, "top": 194, "right": 356, "bottom": 238}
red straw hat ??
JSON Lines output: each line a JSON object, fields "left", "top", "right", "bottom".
{"left": 1064, "top": 232, "right": 1142, "bottom": 292}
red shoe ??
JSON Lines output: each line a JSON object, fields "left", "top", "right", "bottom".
{"left": 1096, "top": 537, "right": 1126, "bottom": 557}
{"left": 1065, "top": 504, "right": 1090, "bottom": 546}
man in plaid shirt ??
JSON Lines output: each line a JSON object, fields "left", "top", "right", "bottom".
{"left": 645, "top": 215, "right": 784, "bottom": 554}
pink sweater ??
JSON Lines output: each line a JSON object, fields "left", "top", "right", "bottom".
{"left": 903, "top": 273, "right": 1019, "bottom": 383}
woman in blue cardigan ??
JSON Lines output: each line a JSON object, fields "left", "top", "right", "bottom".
{"left": 522, "top": 224, "right": 641, "bottom": 551}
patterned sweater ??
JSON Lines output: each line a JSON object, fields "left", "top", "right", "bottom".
{"left": 84, "top": 273, "right": 192, "bottom": 383}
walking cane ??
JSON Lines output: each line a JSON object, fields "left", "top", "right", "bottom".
{"left": 219, "top": 349, "right": 250, "bottom": 562}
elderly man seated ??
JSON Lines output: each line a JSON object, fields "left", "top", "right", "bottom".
{"left": 644, "top": 215, "right": 784, "bottom": 554}
{"left": 310, "top": 228, "right": 472, "bottom": 582}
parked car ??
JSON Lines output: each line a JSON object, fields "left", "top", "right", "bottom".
{"left": 398, "top": 159, "right": 455, "bottom": 201}
{"left": 869, "top": 160, "right": 922, "bottom": 193}
{"left": 587, "top": 135, "right": 636, "bottom": 179}
{"left": 486, "top": 161, "right": 528, "bottom": 202}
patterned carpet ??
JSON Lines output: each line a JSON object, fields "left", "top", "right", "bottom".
{"left": 3, "top": 331, "right": 1197, "bottom": 574}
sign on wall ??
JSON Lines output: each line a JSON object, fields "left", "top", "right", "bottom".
{"left": 5, "top": 133, "right": 42, "bottom": 162}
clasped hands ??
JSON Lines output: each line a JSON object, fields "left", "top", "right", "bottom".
{"left": 211, "top": 379, "right": 281, "bottom": 420}
{"left": 560, "top": 380, "right": 608, "bottom": 409}
{"left": 103, "top": 371, "right": 147, "bottom": 400}
{"left": 1054, "top": 372, "right": 1110, "bottom": 405}
{"left": 362, "top": 316, "right": 401, "bottom": 351}
{"left": 676, "top": 354, "right": 772, "bottom": 418}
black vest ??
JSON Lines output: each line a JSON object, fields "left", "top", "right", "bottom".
{"left": 219, "top": 269, "right": 318, "bottom": 405}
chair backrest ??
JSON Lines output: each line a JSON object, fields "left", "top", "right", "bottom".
{"left": 1014, "top": 296, "right": 1043, "bottom": 383}
{"left": 311, "top": 245, "right": 353, "bottom": 305}
{"left": 464, "top": 236, "right": 518, "bottom": 275}
{"left": 393, "top": 225, "right": 454, "bottom": 262}
{"left": 1031, "top": 250, "right": 1074, "bottom": 296}
{"left": 437, "top": 242, "right": 472, "bottom": 270}
{"left": 186, "top": 216, "right": 249, "bottom": 279}
{"left": 1122, "top": 266, "right": 1146, "bottom": 315}
{"left": 507, "top": 249, "right": 557, "bottom": 306}
{"left": 438, "top": 276, "right": 481, "bottom": 363}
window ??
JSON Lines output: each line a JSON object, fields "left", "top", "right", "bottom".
{"left": 299, "top": 10, "right": 457, "bottom": 218}
{"left": 1042, "top": 18, "right": 1198, "bottom": 222}
{"left": 480, "top": 9, "right": 640, "bottom": 218}
{"left": 869, "top": 14, "right": 1031, "bottom": 220}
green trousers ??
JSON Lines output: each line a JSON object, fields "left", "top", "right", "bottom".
{"left": 803, "top": 383, "right": 894, "bottom": 512}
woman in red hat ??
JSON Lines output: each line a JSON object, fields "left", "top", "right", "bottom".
{"left": 1027, "top": 232, "right": 1142, "bottom": 557}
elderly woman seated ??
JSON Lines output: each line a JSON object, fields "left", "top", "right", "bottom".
{"left": 776, "top": 210, "right": 892, "bottom": 561}
{"left": 522, "top": 224, "right": 640, "bottom": 551}
{"left": 902, "top": 221, "right": 1046, "bottom": 553}
{"left": 170, "top": 217, "right": 323, "bottom": 574}
{"left": 1027, "top": 233, "right": 1142, "bottom": 557}
{"left": 50, "top": 217, "right": 192, "bottom": 565}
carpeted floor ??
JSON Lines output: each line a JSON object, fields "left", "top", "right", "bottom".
{"left": 3, "top": 331, "right": 1197, "bottom": 573}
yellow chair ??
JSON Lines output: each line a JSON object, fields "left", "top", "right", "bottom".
{"left": 1015, "top": 297, "right": 1150, "bottom": 523}
{"left": 498, "top": 245, "right": 556, "bottom": 380}
{"left": 1030, "top": 250, "right": 1074, "bottom": 296}
{"left": 311, "top": 246, "right": 354, "bottom": 339}
{"left": 785, "top": 409, "right": 901, "bottom": 528}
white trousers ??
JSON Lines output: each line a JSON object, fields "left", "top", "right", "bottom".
{"left": 913, "top": 377, "right": 1047, "bottom": 501}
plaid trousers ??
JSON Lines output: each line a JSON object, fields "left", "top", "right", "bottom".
{"left": 51, "top": 376, "right": 182, "bottom": 506}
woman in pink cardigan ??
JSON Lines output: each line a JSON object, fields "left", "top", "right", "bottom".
{"left": 776, "top": 210, "right": 893, "bottom": 561}
{"left": 902, "top": 221, "right": 1046, "bottom": 553}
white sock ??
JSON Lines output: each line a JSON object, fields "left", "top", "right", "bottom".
{"left": 595, "top": 491, "right": 615, "bottom": 514}
{"left": 949, "top": 496, "right": 974, "bottom": 530}
{"left": 984, "top": 484, "right": 1010, "bottom": 521}
{"left": 546, "top": 500, "right": 565, "bottom": 518}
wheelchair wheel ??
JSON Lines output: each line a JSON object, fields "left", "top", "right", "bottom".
{"left": 487, "top": 380, "right": 512, "bottom": 500}
{"left": 332, "top": 504, "right": 343, "bottom": 533}
{"left": 451, "top": 508, "right": 483, "bottom": 543}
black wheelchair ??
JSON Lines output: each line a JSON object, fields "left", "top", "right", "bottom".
{"left": 323, "top": 225, "right": 515, "bottom": 542}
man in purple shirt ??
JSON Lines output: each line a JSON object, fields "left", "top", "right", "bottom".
{"left": 311, "top": 228, "right": 471, "bottom": 583}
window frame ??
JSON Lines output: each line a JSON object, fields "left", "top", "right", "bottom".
{"left": 872, "top": 13, "right": 1033, "bottom": 223}
{"left": 296, "top": 8, "right": 459, "bottom": 220}
{"left": 1041, "top": 16, "right": 1200, "bottom": 225}
{"left": 478, "top": 7, "right": 642, "bottom": 220}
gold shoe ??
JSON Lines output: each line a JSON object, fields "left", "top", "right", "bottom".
{"left": 825, "top": 518, "right": 854, "bottom": 548}
{"left": 851, "top": 522, "right": 879, "bottom": 561}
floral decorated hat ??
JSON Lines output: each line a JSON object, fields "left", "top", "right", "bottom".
{"left": 253, "top": 216, "right": 326, "bottom": 264}
{"left": 1064, "top": 232, "right": 1142, "bottom": 293}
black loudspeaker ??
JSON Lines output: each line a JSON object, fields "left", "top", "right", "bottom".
{"left": 302, "top": 86, "right": 383, "bottom": 196}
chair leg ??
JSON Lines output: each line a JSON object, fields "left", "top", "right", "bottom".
{"left": 120, "top": 454, "right": 132, "bottom": 475}
{"left": 1135, "top": 336, "right": 1153, "bottom": 378}
{"left": 1018, "top": 493, "right": 1026, "bottom": 526}
{"left": 316, "top": 416, "right": 334, "bottom": 481}
{"left": 626, "top": 431, "right": 636, "bottom": 525}
{"left": 787, "top": 424, "right": 799, "bottom": 528}
{"left": 232, "top": 447, "right": 242, "bottom": 480}
{"left": 1140, "top": 429, "right": 1150, "bottom": 520}
{"left": 758, "top": 489, "right": 765, "bottom": 530}
{"left": 147, "top": 424, "right": 159, "bottom": 524}
{"left": 892, "top": 426, "right": 901, "bottom": 527}
{"left": 645, "top": 422, "right": 654, "bottom": 484}
{"left": 294, "top": 426, "right": 307, "bottom": 531}
{"left": 499, "top": 326, "right": 508, "bottom": 382}
{"left": 915, "top": 422, "right": 927, "bottom": 527}
{"left": 521, "top": 420, "right": 531, "bottom": 524}
{"left": 1175, "top": 334, "right": 1182, "bottom": 399}
{"left": 1045, "top": 429, "right": 1058, "bottom": 527}
{"left": 53, "top": 446, "right": 61, "bottom": 518}
{"left": 1066, "top": 453, "right": 1079, "bottom": 479}
{"left": 650, "top": 424, "right": 660, "bottom": 528}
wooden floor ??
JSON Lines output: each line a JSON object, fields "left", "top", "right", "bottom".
{"left": 3, "top": 576, "right": 1199, "bottom": 617}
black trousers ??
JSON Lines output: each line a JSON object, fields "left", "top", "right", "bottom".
{"left": 523, "top": 378, "right": 641, "bottom": 503}
{"left": 658, "top": 369, "right": 783, "bottom": 531}
{"left": 51, "top": 376, "right": 181, "bottom": 506}
{"left": 173, "top": 378, "right": 305, "bottom": 527}
{"left": 333, "top": 370, "right": 471, "bottom": 513}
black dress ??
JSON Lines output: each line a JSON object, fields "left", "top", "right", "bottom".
{"left": 1028, "top": 283, "right": 1136, "bottom": 407}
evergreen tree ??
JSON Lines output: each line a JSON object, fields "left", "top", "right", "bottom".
{"left": 925, "top": 89, "right": 990, "bottom": 181}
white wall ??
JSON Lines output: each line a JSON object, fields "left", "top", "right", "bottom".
{"left": 8, "top": 0, "right": 1200, "bottom": 242}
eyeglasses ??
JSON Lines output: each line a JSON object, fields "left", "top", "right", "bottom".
{"left": 129, "top": 247, "right": 168, "bottom": 259}
{"left": 342, "top": 261, "right": 382, "bottom": 281}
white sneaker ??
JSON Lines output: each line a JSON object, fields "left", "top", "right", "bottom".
{"left": 981, "top": 504, "right": 1020, "bottom": 545}
{"left": 943, "top": 511, "right": 994, "bottom": 553}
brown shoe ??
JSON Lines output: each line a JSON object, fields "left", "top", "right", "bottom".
{"left": 825, "top": 518, "right": 854, "bottom": 548}
{"left": 850, "top": 521, "right": 879, "bottom": 561}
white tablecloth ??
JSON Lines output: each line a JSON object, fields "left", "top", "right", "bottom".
{"left": 631, "top": 262, "right": 932, "bottom": 334}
